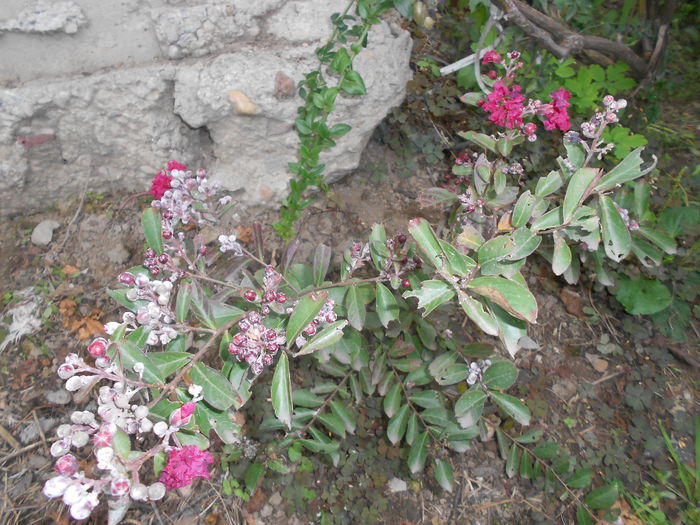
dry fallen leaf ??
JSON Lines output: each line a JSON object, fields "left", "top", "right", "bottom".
{"left": 235, "top": 226, "right": 253, "bottom": 243}
{"left": 585, "top": 352, "right": 609, "bottom": 373}
{"left": 558, "top": 288, "right": 587, "bottom": 320}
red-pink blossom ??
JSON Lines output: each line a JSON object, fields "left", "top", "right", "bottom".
{"left": 159, "top": 445, "right": 214, "bottom": 490}
{"left": 481, "top": 50, "right": 502, "bottom": 65}
{"left": 481, "top": 81, "right": 525, "bottom": 129}
{"left": 543, "top": 88, "right": 571, "bottom": 132}
{"left": 167, "top": 160, "right": 188, "bottom": 171}
{"left": 169, "top": 402, "right": 196, "bottom": 427}
{"left": 150, "top": 171, "right": 172, "bottom": 199}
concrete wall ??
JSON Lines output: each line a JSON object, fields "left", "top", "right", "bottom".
{"left": 0, "top": 1, "right": 412, "bottom": 215}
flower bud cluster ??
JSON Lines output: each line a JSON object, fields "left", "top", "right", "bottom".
{"left": 228, "top": 311, "right": 286, "bottom": 375}
{"left": 46, "top": 349, "right": 204, "bottom": 519}
{"left": 345, "top": 242, "right": 371, "bottom": 277}
{"left": 218, "top": 233, "right": 243, "bottom": 255}
{"left": 467, "top": 359, "right": 492, "bottom": 385}
{"left": 118, "top": 271, "right": 178, "bottom": 346}
{"left": 616, "top": 205, "right": 640, "bottom": 231}
{"left": 580, "top": 96, "right": 627, "bottom": 139}
{"left": 151, "top": 165, "right": 224, "bottom": 239}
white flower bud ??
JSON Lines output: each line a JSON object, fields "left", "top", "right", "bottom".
{"left": 133, "top": 405, "right": 149, "bottom": 420}
{"left": 133, "top": 362, "right": 145, "bottom": 375}
{"left": 51, "top": 438, "right": 71, "bottom": 457}
{"left": 65, "top": 353, "right": 82, "bottom": 366}
{"left": 95, "top": 356, "right": 111, "bottom": 369}
{"left": 157, "top": 294, "right": 169, "bottom": 306}
{"left": 57, "top": 364, "right": 75, "bottom": 379}
{"left": 71, "top": 431, "right": 90, "bottom": 448}
{"left": 153, "top": 421, "right": 168, "bottom": 437}
{"left": 69, "top": 498, "right": 95, "bottom": 520}
{"left": 95, "top": 446, "right": 114, "bottom": 465}
{"left": 104, "top": 322, "right": 121, "bottom": 335}
{"left": 148, "top": 482, "right": 166, "bottom": 501}
{"left": 130, "top": 483, "right": 148, "bottom": 501}
{"left": 62, "top": 484, "right": 84, "bottom": 506}
{"left": 146, "top": 332, "right": 159, "bottom": 345}
{"left": 43, "top": 476, "right": 71, "bottom": 498}
{"left": 114, "top": 394, "right": 130, "bottom": 409}
{"left": 65, "top": 376, "right": 84, "bottom": 392}
{"left": 139, "top": 418, "right": 153, "bottom": 433}
{"left": 56, "top": 424, "right": 72, "bottom": 438}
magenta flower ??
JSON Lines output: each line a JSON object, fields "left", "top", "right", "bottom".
{"left": 150, "top": 171, "right": 173, "bottom": 199}
{"left": 167, "top": 160, "right": 188, "bottom": 171}
{"left": 481, "top": 81, "right": 525, "bottom": 129}
{"left": 481, "top": 50, "right": 502, "bottom": 65}
{"left": 543, "top": 88, "right": 572, "bottom": 132}
{"left": 159, "top": 445, "right": 214, "bottom": 490}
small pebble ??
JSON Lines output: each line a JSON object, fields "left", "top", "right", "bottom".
{"left": 31, "top": 219, "right": 61, "bottom": 246}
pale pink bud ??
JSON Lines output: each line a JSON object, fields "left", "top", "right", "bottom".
{"left": 153, "top": 421, "right": 168, "bottom": 437}
{"left": 103, "top": 322, "right": 121, "bottom": 335}
{"left": 43, "top": 476, "right": 71, "bottom": 498}
{"left": 94, "top": 432, "right": 112, "bottom": 448}
{"left": 110, "top": 478, "right": 131, "bottom": 497}
{"left": 169, "top": 402, "right": 196, "bottom": 427}
{"left": 51, "top": 438, "right": 71, "bottom": 457}
{"left": 54, "top": 454, "right": 79, "bottom": 476}
{"left": 65, "top": 376, "right": 84, "bottom": 392}
{"left": 69, "top": 495, "right": 97, "bottom": 520}
{"left": 57, "top": 364, "right": 76, "bottom": 379}
{"left": 62, "top": 484, "right": 84, "bottom": 506}
{"left": 131, "top": 483, "right": 148, "bottom": 501}
{"left": 71, "top": 431, "right": 90, "bottom": 448}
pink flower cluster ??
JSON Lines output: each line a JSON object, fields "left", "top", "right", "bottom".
{"left": 159, "top": 445, "right": 214, "bottom": 490}
{"left": 479, "top": 80, "right": 525, "bottom": 129}
{"left": 543, "top": 89, "right": 572, "bottom": 132}
{"left": 150, "top": 161, "right": 187, "bottom": 199}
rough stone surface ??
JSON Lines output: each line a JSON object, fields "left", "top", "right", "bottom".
{"left": 31, "top": 219, "right": 61, "bottom": 245}
{"left": 0, "top": 0, "right": 412, "bottom": 216}
{"left": 0, "top": 1, "right": 86, "bottom": 34}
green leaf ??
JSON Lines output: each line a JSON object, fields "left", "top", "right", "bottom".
{"left": 595, "top": 147, "right": 645, "bottom": 192}
{"left": 293, "top": 389, "right": 324, "bottom": 408}
{"left": 403, "top": 280, "right": 455, "bottom": 317}
{"left": 112, "top": 429, "right": 131, "bottom": 459}
{"left": 175, "top": 283, "right": 191, "bottom": 323}
{"left": 454, "top": 388, "right": 486, "bottom": 428}
{"left": 286, "top": 292, "right": 328, "bottom": 345}
{"left": 405, "top": 412, "right": 419, "bottom": 446}
{"left": 329, "top": 400, "right": 356, "bottom": 434}
{"left": 458, "top": 131, "right": 497, "bottom": 154}
{"left": 329, "top": 47, "right": 351, "bottom": 73}
{"left": 141, "top": 208, "right": 164, "bottom": 255}
{"left": 563, "top": 168, "right": 597, "bottom": 223}
{"left": 552, "top": 233, "right": 572, "bottom": 276}
{"left": 477, "top": 236, "right": 512, "bottom": 265}
{"left": 244, "top": 462, "right": 265, "bottom": 495}
{"left": 459, "top": 91, "right": 482, "bottom": 105}
{"left": 535, "top": 170, "right": 564, "bottom": 198}
{"left": 459, "top": 293, "right": 499, "bottom": 336}
{"left": 271, "top": 353, "right": 293, "bottom": 429}
{"left": 345, "top": 285, "right": 366, "bottom": 331}
{"left": 439, "top": 241, "right": 476, "bottom": 277}
{"left": 407, "top": 431, "right": 429, "bottom": 474}
{"left": 386, "top": 404, "right": 410, "bottom": 445}
{"left": 506, "top": 443, "right": 519, "bottom": 478}
{"left": 512, "top": 191, "right": 536, "bottom": 228}
{"left": 638, "top": 227, "right": 677, "bottom": 255}
{"left": 408, "top": 218, "right": 443, "bottom": 269}
{"left": 514, "top": 428, "right": 543, "bottom": 444}
{"left": 339, "top": 70, "right": 367, "bottom": 95}
{"left": 409, "top": 390, "right": 444, "bottom": 409}
{"left": 507, "top": 228, "right": 541, "bottom": 261}
{"left": 566, "top": 468, "right": 593, "bottom": 489}
{"left": 296, "top": 320, "right": 348, "bottom": 356}
{"left": 489, "top": 302, "right": 527, "bottom": 358}
{"left": 375, "top": 283, "right": 400, "bottom": 327}
{"left": 482, "top": 361, "right": 518, "bottom": 390}
{"left": 468, "top": 277, "right": 537, "bottom": 323}
{"left": 189, "top": 363, "right": 240, "bottom": 411}
{"left": 318, "top": 412, "right": 346, "bottom": 438}
{"left": 111, "top": 339, "right": 163, "bottom": 385}
{"left": 383, "top": 382, "right": 402, "bottom": 418}
{"left": 614, "top": 275, "right": 672, "bottom": 315}
{"left": 584, "top": 484, "right": 619, "bottom": 509}
{"left": 149, "top": 352, "right": 192, "bottom": 378}
{"left": 106, "top": 289, "right": 148, "bottom": 311}
{"left": 491, "top": 391, "right": 531, "bottom": 425}
{"left": 598, "top": 195, "right": 631, "bottom": 262}
{"left": 434, "top": 458, "right": 454, "bottom": 492}
{"left": 312, "top": 244, "right": 332, "bottom": 286}
{"left": 531, "top": 206, "right": 563, "bottom": 231}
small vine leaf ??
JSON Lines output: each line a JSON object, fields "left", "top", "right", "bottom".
{"left": 482, "top": 360, "right": 518, "bottom": 391}
{"left": 506, "top": 443, "right": 519, "bottom": 478}
{"left": 468, "top": 276, "right": 537, "bottom": 323}
{"left": 514, "top": 428, "right": 543, "bottom": 444}
{"left": 175, "top": 282, "right": 191, "bottom": 323}
{"left": 584, "top": 484, "right": 619, "bottom": 509}
{"left": 434, "top": 458, "right": 454, "bottom": 493}
{"left": 141, "top": 208, "right": 163, "bottom": 255}
{"left": 598, "top": 195, "right": 631, "bottom": 262}
{"left": 403, "top": 280, "right": 455, "bottom": 317}
{"left": 511, "top": 191, "right": 536, "bottom": 228}
{"left": 407, "top": 431, "right": 429, "bottom": 474}
{"left": 576, "top": 505, "right": 594, "bottom": 525}
{"left": 271, "top": 353, "right": 293, "bottom": 429}
{"left": 189, "top": 363, "right": 240, "bottom": 411}
{"left": 383, "top": 382, "right": 402, "bottom": 418}
{"left": 318, "top": 412, "right": 346, "bottom": 438}
{"left": 459, "top": 293, "right": 499, "bottom": 335}
{"left": 292, "top": 389, "right": 324, "bottom": 408}
{"left": 149, "top": 352, "right": 192, "bottom": 378}
{"left": 386, "top": 404, "right": 410, "bottom": 445}
{"left": 490, "top": 391, "right": 531, "bottom": 425}
{"left": 566, "top": 468, "right": 593, "bottom": 489}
